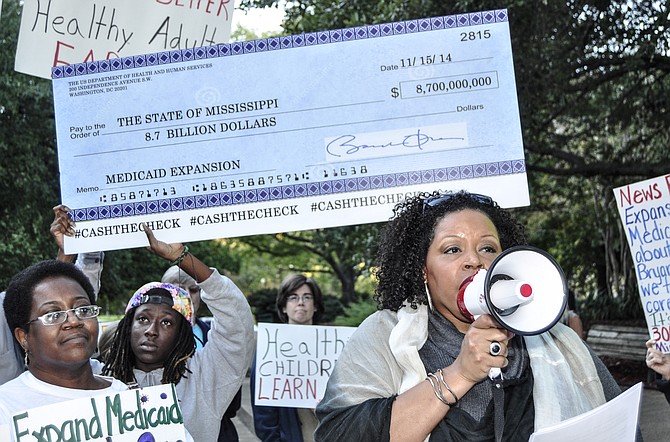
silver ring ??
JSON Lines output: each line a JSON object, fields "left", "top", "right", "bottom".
{"left": 489, "top": 341, "right": 502, "bottom": 356}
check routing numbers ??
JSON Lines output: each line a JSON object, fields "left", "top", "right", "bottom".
{"left": 70, "top": 93, "right": 370, "bottom": 204}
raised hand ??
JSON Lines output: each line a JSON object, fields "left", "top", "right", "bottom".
{"left": 50, "top": 204, "right": 76, "bottom": 262}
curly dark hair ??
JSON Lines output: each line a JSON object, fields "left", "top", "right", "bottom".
{"left": 102, "top": 288, "right": 195, "bottom": 385}
{"left": 374, "top": 190, "right": 527, "bottom": 312}
{"left": 4, "top": 260, "right": 96, "bottom": 334}
{"left": 276, "top": 273, "right": 325, "bottom": 324}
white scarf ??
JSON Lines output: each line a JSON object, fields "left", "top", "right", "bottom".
{"left": 388, "top": 305, "right": 606, "bottom": 431}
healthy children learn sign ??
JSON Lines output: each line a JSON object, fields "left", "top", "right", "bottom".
{"left": 254, "top": 323, "right": 356, "bottom": 408}
{"left": 6, "top": 384, "right": 187, "bottom": 441}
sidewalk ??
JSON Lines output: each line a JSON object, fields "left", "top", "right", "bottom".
{"left": 231, "top": 414, "right": 259, "bottom": 442}
{"left": 232, "top": 377, "right": 259, "bottom": 442}
{"left": 639, "top": 386, "right": 669, "bottom": 442}
{"left": 234, "top": 377, "right": 669, "bottom": 441}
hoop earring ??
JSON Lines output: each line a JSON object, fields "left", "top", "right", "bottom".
{"left": 24, "top": 350, "right": 29, "bottom": 367}
{"left": 424, "top": 280, "right": 435, "bottom": 312}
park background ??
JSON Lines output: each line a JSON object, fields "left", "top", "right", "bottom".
{"left": 0, "top": 0, "right": 667, "bottom": 379}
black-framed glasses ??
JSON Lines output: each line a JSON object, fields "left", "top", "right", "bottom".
{"left": 422, "top": 192, "right": 493, "bottom": 213}
{"left": 25, "top": 305, "right": 101, "bottom": 326}
{"left": 287, "top": 294, "right": 315, "bottom": 303}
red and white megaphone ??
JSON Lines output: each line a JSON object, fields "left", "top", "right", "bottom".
{"left": 457, "top": 245, "right": 567, "bottom": 379}
{"left": 457, "top": 245, "right": 568, "bottom": 336}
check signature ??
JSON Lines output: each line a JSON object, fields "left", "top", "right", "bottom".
{"left": 326, "top": 129, "right": 465, "bottom": 158}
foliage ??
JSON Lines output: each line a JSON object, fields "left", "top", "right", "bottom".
{"left": 230, "top": 23, "right": 262, "bottom": 42}
{"left": 320, "top": 295, "right": 346, "bottom": 324}
{"left": 238, "top": 0, "right": 668, "bottom": 321}
{"left": 580, "top": 285, "right": 643, "bottom": 325}
{"left": 97, "top": 240, "right": 241, "bottom": 315}
{"left": 2, "top": 0, "right": 668, "bottom": 321}
{"left": 247, "top": 288, "right": 282, "bottom": 323}
{"left": 229, "top": 19, "right": 285, "bottom": 42}
{"left": 238, "top": 224, "right": 382, "bottom": 304}
{"left": 333, "top": 298, "right": 379, "bottom": 327}
{"left": 0, "top": 1, "right": 62, "bottom": 289}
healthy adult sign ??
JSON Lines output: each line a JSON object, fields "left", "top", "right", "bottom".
{"left": 16, "top": 0, "right": 234, "bottom": 79}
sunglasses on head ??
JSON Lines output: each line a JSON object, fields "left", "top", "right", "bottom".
{"left": 422, "top": 192, "right": 493, "bottom": 213}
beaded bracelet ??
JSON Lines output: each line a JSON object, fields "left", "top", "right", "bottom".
{"left": 169, "top": 245, "right": 190, "bottom": 266}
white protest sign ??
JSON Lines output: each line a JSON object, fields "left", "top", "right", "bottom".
{"left": 8, "top": 384, "right": 187, "bottom": 441}
{"left": 16, "top": 0, "right": 234, "bottom": 79}
{"left": 0, "top": 424, "right": 9, "bottom": 441}
{"left": 613, "top": 174, "right": 670, "bottom": 349}
{"left": 254, "top": 323, "right": 356, "bottom": 408}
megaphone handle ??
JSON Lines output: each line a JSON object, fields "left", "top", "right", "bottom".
{"left": 489, "top": 367, "right": 502, "bottom": 380}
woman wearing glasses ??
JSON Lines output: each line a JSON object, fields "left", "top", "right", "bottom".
{"left": 0, "top": 260, "right": 127, "bottom": 427}
{"left": 315, "top": 191, "right": 625, "bottom": 442}
{"left": 251, "top": 273, "right": 326, "bottom": 442}
{"left": 277, "top": 274, "right": 324, "bottom": 327}
{"left": 0, "top": 204, "right": 104, "bottom": 386}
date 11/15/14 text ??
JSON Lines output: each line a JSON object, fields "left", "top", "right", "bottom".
{"left": 380, "top": 53, "right": 452, "bottom": 71}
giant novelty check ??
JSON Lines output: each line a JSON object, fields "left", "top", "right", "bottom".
{"left": 52, "top": 9, "right": 529, "bottom": 253}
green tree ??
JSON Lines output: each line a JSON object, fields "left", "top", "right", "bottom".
{"left": 0, "top": 1, "right": 62, "bottom": 289}
{"left": 239, "top": 224, "right": 381, "bottom": 304}
{"left": 3, "top": 0, "right": 668, "bottom": 322}
{"left": 236, "top": 0, "right": 669, "bottom": 321}
{"left": 334, "top": 298, "right": 378, "bottom": 327}
{"left": 230, "top": 22, "right": 261, "bottom": 42}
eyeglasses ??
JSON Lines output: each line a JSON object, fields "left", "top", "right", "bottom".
{"left": 422, "top": 192, "right": 493, "bottom": 213}
{"left": 25, "top": 305, "right": 101, "bottom": 326}
{"left": 287, "top": 294, "right": 314, "bottom": 303}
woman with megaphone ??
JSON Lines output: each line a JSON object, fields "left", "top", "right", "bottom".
{"left": 315, "top": 191, "right": 631, "bottom": 442}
